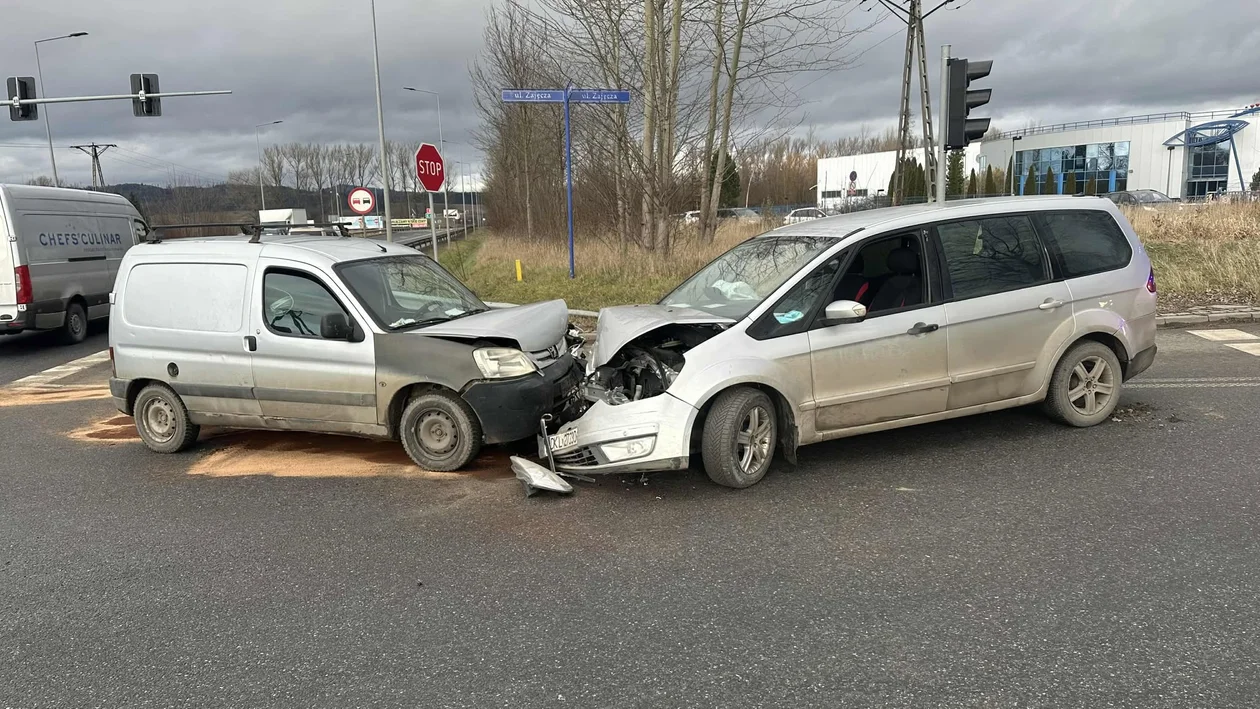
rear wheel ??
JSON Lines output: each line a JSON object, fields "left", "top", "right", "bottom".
{"left": 60, "top": 302, "right": 88, "bottom": 344}
{"left": 133, "top": 383, "right": 200, "bottom": 453}
{"left": 399, "top": 392, "right": 482, "bottom": 472}
{"left": 1043, "top": 341, "right": 1122, "bottom": 427}
{"left": 701, "top": 387, "right": 777, "bottom": 489}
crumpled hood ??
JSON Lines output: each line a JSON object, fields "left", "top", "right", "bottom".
{"left": 591, "top": 304, "right": 733, "bottom": 370}
{"left": 418, "top": 299, "right": 569, "bottom": 352}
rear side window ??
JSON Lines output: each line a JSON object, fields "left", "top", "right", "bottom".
{"left": 1036, "top": 210, "right": 1133, "bottom": 278}
{"left": 934, "top": 215, "right": 1048, "bottom": 300}
{"left": 123, "top": 263, "right": 247, "bottom": 332}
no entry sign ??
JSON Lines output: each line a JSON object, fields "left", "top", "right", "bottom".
{"left": 414, "top": 143, "right": 445, "bottom": 193}
{"left": 347, "top": 187, "right": 375, "bottom": 215}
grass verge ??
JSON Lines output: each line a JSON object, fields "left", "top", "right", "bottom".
{"left": 441, "top": 204, "right": 1260, "bottom": 311}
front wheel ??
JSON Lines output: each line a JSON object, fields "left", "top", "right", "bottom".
{"left": 701, "top": 387, "right": 777, "bottom": 489}
{"left": 1043, "top": 341, "right": 1123, "bottom": 427}
{"left": 399, "top": 392, "right": 482, "bottom": 472}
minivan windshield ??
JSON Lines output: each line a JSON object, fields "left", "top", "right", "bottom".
{"left": 660, "top": 235, "right": 835, "bottom": 320}
{"left": 337, "top": 255, "right": 488, "bottom": 331}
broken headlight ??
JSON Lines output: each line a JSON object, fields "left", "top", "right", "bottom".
{"left": 599, "top": 436, "right": 656, "bottom": 463}
{"left": 473, "top": 347, "right": 538, "bottom": 378}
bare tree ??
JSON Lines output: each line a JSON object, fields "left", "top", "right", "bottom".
{"left": 261, "top": 145, "right": 286, "bottom": 188}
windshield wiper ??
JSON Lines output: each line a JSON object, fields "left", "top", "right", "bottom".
{"left": 447, "top": 307, "right": 489, "bottom": 321}
{"left": 392, "top": 316, "right": 451, "bottom": 331}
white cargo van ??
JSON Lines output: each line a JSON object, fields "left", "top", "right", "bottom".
{"left": 0, "top": 185, "right": 147, "bottom": 343}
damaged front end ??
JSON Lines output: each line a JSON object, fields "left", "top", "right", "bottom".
{"left": 544, "top": 305, "right": 732, "bottom": 473}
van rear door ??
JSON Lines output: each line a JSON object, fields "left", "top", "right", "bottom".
{"left": 0, "top": 199, "right": 18, "bottom": 330}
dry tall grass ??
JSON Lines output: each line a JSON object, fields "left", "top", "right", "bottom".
{"left": 1122, "top": 202, "right": 1260, "bottom": 307}
{"left": 444, "top": 203, "right": 1260, "bottom": 311}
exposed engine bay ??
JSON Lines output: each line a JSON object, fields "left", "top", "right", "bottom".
{"left": 580, "top": 323, "right": 725, "bottom": 407}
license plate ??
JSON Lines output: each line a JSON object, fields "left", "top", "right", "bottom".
{"left": 547, "top": 428, "right": 579, "bottom": 452}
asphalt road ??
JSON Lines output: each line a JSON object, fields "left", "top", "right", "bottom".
{"left": 3, "top": 325, "right": 1259, "bottom": 707}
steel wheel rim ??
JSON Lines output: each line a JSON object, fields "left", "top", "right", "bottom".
{"left": 1067, "top": 355, "right": 1116, "bottom": 416}
{"left": 142, "top": 398, "right": 177, "bottom": 443}
{"left": 416, "top": 410, "right": 458, "bottom": 458}
{"left": 735, "top": 405, "right": 773, "bottom": 475}
{"left": 69, "top": 311, "right": 83, "bottom": 336}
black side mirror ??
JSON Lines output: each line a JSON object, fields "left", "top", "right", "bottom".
{"left": 320, "top": 312, "right": 353, "bottom": 340}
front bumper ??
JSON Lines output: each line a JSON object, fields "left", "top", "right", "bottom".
{"left": 545, "top": 392, "right": 697, "bottom": 474}
{"left": 462, "top": 354, "right": 584, "bottom": 445}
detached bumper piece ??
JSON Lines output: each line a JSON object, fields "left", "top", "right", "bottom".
{"left": 510, "top": 456, "right": 573, "bottom": 497}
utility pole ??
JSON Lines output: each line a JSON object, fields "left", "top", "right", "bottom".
{"left": 863, "top": 0, "right": 954, "bottom": 205}
{"left": 69, "top": 142, "right": 115, "bottom": 189}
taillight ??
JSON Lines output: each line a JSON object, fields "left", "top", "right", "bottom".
{"left": 14, "top": 266, "right": 32, "bottom": 304}
{"left": 1146, "top": 267, "right": 1157, "bottom": 294}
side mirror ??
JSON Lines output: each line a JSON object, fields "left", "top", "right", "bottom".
{"left": 822, "top": 300, "right": 866, "bottom": 325}
{"left": 320, "top": 312, "right": 353, "bottom": 340}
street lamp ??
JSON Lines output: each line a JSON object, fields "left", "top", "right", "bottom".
{"left": 403, "top": 86, "right": 448, "bottom": 227}
{"left": 255, "top": 120, "right": 283, "bottom": 210}
{"left": 1010, "top": 135, "right": 1023, "bottom": 195}
{"left": 369, "top": 0, "right": 393, "bottom": 241}
{"left": 34, "top": 31, "right": 88, "bottom": 187}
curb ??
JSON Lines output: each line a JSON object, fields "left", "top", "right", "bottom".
{"left": 1156, "top": 311, "right": 1260, "bottom": 327}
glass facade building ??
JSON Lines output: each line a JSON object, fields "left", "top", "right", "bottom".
{"left": 1014, "top": 141, "right": 1130, "bottom": 195}
{"left": 1185, "top": 142, "right": 1231, "bottom": 197}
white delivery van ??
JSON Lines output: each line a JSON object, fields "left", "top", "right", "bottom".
{"left": 0, "top": 185, "right": 146, "bottom": 343}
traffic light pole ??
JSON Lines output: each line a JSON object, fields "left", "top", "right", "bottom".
{"left": 8, "top": 89, "right": 230, "bottom": 107}
{"left": 937, "top": 44, "right": 950, "bottom": 205}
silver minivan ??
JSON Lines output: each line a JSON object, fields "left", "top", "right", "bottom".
{"left": 1, "top": 184, "right": 146, "bottom": 343}
{"left": 548, "top": 196, "right": 1158, "bottom": 488}
{"left": 108, "top": 234, "right": 582, "bottom": 471}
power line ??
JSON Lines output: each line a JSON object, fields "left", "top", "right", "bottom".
{"left": 70, "top": 143, "right": 116, "bottom": 190}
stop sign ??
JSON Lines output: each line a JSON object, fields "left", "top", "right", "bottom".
{"left": 415, "top": 143, "right": 445, "bottom": 192}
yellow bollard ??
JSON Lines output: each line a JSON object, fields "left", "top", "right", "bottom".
{"left": 515, "top": 259, "right": 523, "bottom": 282}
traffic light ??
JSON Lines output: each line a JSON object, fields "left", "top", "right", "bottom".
{"left": 944, "top": 58, "right": 992, "bottom": 150}
{"left": 6, "top": 77, "right": 38, "bottom": 121}
{"left": 130, "top": 73, "right": 161, "bottom": 117}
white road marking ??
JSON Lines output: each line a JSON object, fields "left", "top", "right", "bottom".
{"left": 1187, "top": 329, "right": 1259, "bottom": 342}
{"left": 5, "top": 350, "right": 110, "bottom": 390}
{"left": 1128, "top": 376, "right": 1260, "bottom": 389}
{"left": 1225, "top": 342, "right": 1260, "bottom": 357}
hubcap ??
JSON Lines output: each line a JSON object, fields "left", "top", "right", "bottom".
{"left": 416, "top": 410, "right": 458, "bottom": 457}
{"left": 143, "top": 398, "right": 177, "bottom": 443}
{"left": 1067, "top": 355, "right": 1115, "bottom": 416}
{"left": 735, "top": 405, "right": 773, "bottom": 475}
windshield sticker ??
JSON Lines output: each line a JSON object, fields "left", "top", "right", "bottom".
{"left": 774, "top": 310, "right": 804, "bottom": 324}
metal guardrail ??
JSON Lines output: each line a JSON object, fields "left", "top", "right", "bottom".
{"left": 991, "top": 108, "right": 1248, "bottom": 141}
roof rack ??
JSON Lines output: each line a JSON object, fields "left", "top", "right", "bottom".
{"left": 145, "top": 221, "right": 352, "bottom": 244}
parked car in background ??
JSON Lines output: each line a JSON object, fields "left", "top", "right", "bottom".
{"left": 109, "top": 234, "right": 583, "bottom": 472}
{"left": 784, "top": 207, "right": 827, "bottom": 225}
{"left": 547, "top": 196, "right": 1157, "bottom": 489}
{"left": 716, "top": 207, "right": 761, "bottom": 224}
{"left": 1, "top": 184, "right": 146, "bottom": 343}
{"left": 1105, "top": 190, "right": 1183, "bottom": 210}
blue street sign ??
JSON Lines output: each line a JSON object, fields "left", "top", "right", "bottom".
{"left": 500, "top": 86, "right": 632, "bottom": 278}
{"left": 570, "top": 89, "right": 631, "bottom": 104}
{"left": 500, "top": 89, "right": 565, "bottom": 103}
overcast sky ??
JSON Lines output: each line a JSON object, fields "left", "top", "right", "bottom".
{"left": 1, "top": 0, "right": 1256, "bottom": 188}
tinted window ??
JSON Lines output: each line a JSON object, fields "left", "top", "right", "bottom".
{"left": 263, "top": 270, "right": 349, "bottom": 338}
{"left": 1037, "top": 210, "right": 1133, "bottom": 278}
{"left": 936, "top": 215, "right": 1047, "bottom": 299}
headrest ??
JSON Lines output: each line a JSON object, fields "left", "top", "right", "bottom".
{"left": 886, "top": 247, "right": 919, "bottom": 275}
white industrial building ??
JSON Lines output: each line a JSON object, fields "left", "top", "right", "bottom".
{"left": 818, "top": 105, "right": 1260, "bottom": 206}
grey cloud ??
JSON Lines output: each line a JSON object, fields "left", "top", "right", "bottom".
{"left": 2, "top": 0, "right": 1256, "bottom": 186}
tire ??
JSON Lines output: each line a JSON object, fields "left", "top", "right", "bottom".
{"left": 133, "top": 383, "right": 200, "bottom": 453}
{"left": 60, "top": 301, "right": 88, "bottom": 345}
{"left": 1043, "top": 341, "right": 1123, "bottom": 427}
{"left": 399, "top": 392, "right": 482, "bottom": 472}
{"left": 701, "top": 387, "right": 777, "bottom": 489}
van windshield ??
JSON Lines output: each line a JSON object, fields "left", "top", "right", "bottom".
{"left": 336, "top": 255, "right": 488, "bottom": 331}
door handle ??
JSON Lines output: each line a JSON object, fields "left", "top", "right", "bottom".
{"left": 907, "top": 322, "right": 939, "bottom": 335}
{"left": 244, "top": 335, "right": 257, "bottom": 352}
{"left": 1038, "top": 298, "right": 1065, "bottom": 310}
